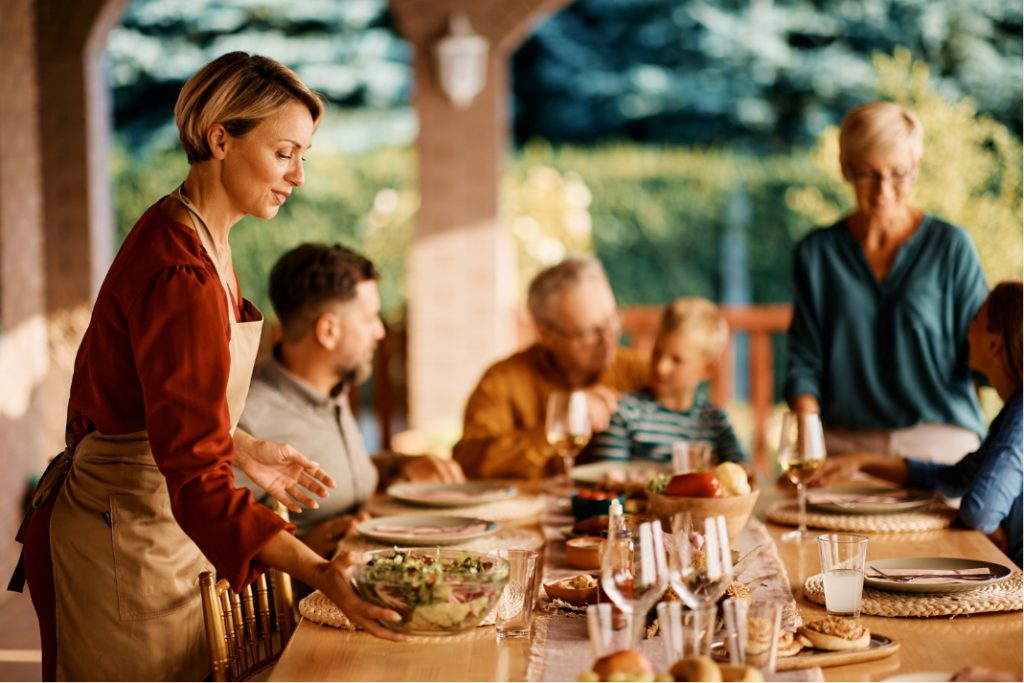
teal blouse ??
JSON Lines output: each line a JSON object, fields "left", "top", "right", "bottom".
{"left": 785, "top": 215, "right": 987, "bottom": 436}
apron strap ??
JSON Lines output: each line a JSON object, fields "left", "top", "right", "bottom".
{"left": 171, "top": 187, "right": 239, "bottom": 324}
{"left": 7, "top": 448, "right": 73, "bottom": 593}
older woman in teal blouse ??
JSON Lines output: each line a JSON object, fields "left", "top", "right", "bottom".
{"left": 786, "top": 101, "right": 987, "bottom": 464}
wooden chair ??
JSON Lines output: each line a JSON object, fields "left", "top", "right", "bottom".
{"left": 199, "top": 502, "right": 295, "bottom": 681}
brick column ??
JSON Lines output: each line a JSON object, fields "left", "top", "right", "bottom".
{"left": 391, "top": 0, "right": 570, "bottom": 436}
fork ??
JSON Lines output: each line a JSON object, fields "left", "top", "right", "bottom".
{"left": 868, "top": 565, "right": 992, "bottom": 582}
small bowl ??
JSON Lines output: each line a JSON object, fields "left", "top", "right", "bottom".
{"left": 543, "top": 574, "right": 599, "bottom": 606}
{"left": 566, "top": 536, "right": 604, "bottom": 570}
{"left": 353, "top": 548, "right": 509, "bottom": 636}
{"left": 646, "top": 488, "right": 760, "bottom": 542}
{"left": 571, "top": 491, "right": 627, "bottom": 522}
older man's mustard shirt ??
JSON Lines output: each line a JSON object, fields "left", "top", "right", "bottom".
{"left": 453, "top": 344, "right": 649, "bottom": 480}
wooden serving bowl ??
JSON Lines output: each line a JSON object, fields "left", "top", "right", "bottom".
{"left": 565, "top": 536, "right": 603, "bottom": 570}
{"left": 646, "top": 488, "right": 759, "bottom": 542}
{"left": 543, "top": 574, "right": 599, "bottom": 607}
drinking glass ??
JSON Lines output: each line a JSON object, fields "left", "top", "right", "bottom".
{"left": 492, "top": 549, "right": 539, "bottom": 639}
{"left": 667, "top": 513, "right": 733, "bottom": 609}
{"left": 817, "top": 533, "right": 868, "bottom": 618}
{"left": 545, "top": 389, "right": 592, "bottom": 492}
{"left": 657, "top": 601, "right": 717, "bottom": 663}
{"left": 586, "top": 603, "right": 637, "bottom": 658}
{"left": 599, "top": 520, "right": 669, "bottom": 648}
{"left": 721, "top": 598, "right": 783, "bottom": 674}
{"left": 777, "top": 411, "right": 827, "bottom": 541}
{"left": 671, "top": 440, "right": 713, "bottom": 474}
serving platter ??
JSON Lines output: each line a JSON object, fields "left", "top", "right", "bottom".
{"left": 712, "top": 633, "right": 898, "bottom": 671}
{"left": 356, "top": 514, "right": 498, "bottom": 546}
{"left": 807, "top": 486, "right": 934, "bottom": 515}
{"left": 864, "top": 557, "right": 1012, "bottom": 594}
{"left": 386, "top": 482, "right": 518, "bottom": 508}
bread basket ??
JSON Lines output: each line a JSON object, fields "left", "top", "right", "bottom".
{"left": 645, "top": 488, "right": 759, "bottom": 542}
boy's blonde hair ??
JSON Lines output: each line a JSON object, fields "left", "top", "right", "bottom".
{"left": 659, "top": 297, "right": 729, "bottom": 360}
{"left": 175, "top": 52, "right": 325, "bottom": 164}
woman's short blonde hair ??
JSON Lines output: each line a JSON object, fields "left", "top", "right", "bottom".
{"left": 658, "top": 297, "right": 730, "bottom": 360}
{"left": 839, "top": 101, "right": 924, "bottom": 171}
{"left": 174, "top": 52, "right": 325, "bottom": 164}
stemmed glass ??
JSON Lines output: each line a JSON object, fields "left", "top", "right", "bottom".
{"left": 599, "top": 520, "right": 669, "bottom": 648}
{"left": 777, "top": 411, "right": 827, "bottom": 541}
{"left": 667, "top": 513, "right": 734, "bottom": 609}
{"left": 545, "top": 389, "right": 592, "bottom": 492}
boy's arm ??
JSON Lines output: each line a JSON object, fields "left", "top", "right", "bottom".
{"left": 588, "top": 410, "right": 631, "bottom": 462}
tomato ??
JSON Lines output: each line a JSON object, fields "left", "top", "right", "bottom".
{"left": 663, "top": 472, "right": 724, "bottom": 498}
{"left": 576, "top": 488, "right": 619, "bottom": 500}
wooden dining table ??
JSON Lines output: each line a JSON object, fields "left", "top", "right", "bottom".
{"left": 269, "top": 485, "right": 1022, "bottom": 682}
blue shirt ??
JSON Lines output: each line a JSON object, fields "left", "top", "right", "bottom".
{"left": 906, "top": 389, "right": 1023, "bottom": 568}
{"left": 785, "top": 216, "right": 987, "bottom": 436}
{"left": 590, "top": 388, "right": 747, "bottom": 464}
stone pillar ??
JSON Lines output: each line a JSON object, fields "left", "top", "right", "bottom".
{"left": 390, "top": 0, "right": 570, "bottom": 438}
{"left": 34, "top": 0, "right": 128, "bottom": 443}
{"left": 0, "top": 0, "right": 47, "bottom": 594}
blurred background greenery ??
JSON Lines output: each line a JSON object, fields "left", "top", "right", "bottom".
{"left": 106, "top": 0, "right": 1022, "bottom": 442}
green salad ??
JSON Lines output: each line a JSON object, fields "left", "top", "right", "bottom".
{"left": 355, "top": 549, "right": 509, "bottom": 633}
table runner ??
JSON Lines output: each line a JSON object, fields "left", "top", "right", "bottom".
{"left": 532, "top": 505, "right": 823, "bottom": 682}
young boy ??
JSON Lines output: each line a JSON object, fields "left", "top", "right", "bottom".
{"left": 590, "top": 297, "right": 747, "bottom": 465}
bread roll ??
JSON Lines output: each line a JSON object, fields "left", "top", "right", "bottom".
{"left": 798, "top": 617, "right": 870, "bottom": 651}
{"left": 593, "top": 649, "right": 654, "bottom": 680}
{"left": 776, "top": 630, "right": 804, "bottom": 657}
{"left": 670, "top": 655, "right": 722, "bottom": 682}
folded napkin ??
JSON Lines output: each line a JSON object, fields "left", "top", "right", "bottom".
{"left": 372, "top": 522, "right": 491, "bottom": 537}
{"left": 810, "top": 491, "right": 917, "bottom": 505}
{"left": 866, "top": 567, "right": 993, "bottom": 584}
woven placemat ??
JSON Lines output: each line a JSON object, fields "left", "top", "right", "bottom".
{"left": 802, "top": 571, "right": 1023, "bottom": 617}
{"left": 765, "top": 499, "right": 956, "bottom": 533}
{"left": 338, "top": 524, "right": 546, "bottom": 555}
{"left": 364, "top": 493, "right": 545, "bottom": 523}
{"left": 298, "top": 590, "right": 498, "bottom": 637}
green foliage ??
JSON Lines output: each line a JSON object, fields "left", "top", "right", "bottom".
{"left": 786, "top": 49, "right": 1023, "bottom": 284}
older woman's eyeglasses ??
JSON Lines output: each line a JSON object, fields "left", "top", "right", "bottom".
{"left": 543, "top": 310, "right": 622, "bottom": 346}
{"left": 847, "top": 167, "right": 915, "bottom": 186}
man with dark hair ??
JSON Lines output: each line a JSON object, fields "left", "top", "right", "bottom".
{"left": 237, "top": 243, "right": 462, "bottom": 559}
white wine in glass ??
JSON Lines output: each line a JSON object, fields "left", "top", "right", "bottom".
{"left": 777, "top": 411, "right": 827, "bottom": 541}
{"left": 545, "top": 389, "right": 592, "bottom": 491}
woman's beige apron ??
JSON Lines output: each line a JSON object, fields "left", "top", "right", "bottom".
{"left": 49, "top": 191, "right": 263, "bottom": 681}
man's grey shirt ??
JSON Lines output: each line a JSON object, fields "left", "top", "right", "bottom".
{"left": 235, "top": 354, "right": 378, "bottom": 536}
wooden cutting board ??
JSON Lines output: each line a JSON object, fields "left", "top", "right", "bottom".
{"left": 714, "top": 633, "right": 899, "bottom": 670}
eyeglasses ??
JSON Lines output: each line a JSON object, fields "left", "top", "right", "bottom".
{"left": 847, "top": 166, "right": 916, "bottom": 187}
{"left": 543, "top": 310, "right": 622, "bottom": 346}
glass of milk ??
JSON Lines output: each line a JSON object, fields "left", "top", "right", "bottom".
{"left": 817, "top": 533, "right": 869, "bottom": 617}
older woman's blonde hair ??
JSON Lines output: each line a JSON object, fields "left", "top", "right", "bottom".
{"left": 174, "top": 52, "right": 324, "bottom": 164}
{"left": 839, "top": 101, "right": 924, "bottom": 171}
{"left": 659, "top": 297, "right": 730, "bottom": 360}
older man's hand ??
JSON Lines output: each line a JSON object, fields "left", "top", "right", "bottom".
{"left": 583, "top": 385, "right": 620, "bottom": 433}
{"left": 399, "top": 455, "right": 466, "bottom": 484}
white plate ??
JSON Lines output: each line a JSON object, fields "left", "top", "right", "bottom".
{"left": 569, "top": 460, "right": 670, "bottom": 488}
{"left": 386, "top": 482, "right": 518, "bottom": 508}
{"left": 807, "top": 486, "right": 934, "bottom": 515}
{"left": 356, "top": 514, "right": 498, "bottom": 546}
{"left": 865, "top": 557, "right": 1012, "bottom": 594}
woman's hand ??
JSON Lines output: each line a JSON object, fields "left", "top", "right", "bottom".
{"left": 300, "top": 513, "right": 368, "bottom": 558}
{"left": 234, "top": 428, "right": 336, "bottom": 513}
{"left": 316, "top": 551, "right": 405, "bottom": 641}
{"left": 809, "top": 454, "right": 867, "bottom": 488}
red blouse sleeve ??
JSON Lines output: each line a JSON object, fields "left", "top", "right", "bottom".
{"left": 128, "top": 264, "right": 291, "bottom": 590}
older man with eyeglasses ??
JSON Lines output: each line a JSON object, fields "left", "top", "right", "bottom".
{"left": 453, "top": 257, "right": 648, "bottom": 480}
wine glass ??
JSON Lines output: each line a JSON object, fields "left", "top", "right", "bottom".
{"left": 545, "top": 389, "right": 592, "bottom": 492}
{"left": 599, "top": 520, "right": 669, "bottom": 648}
{"left": 777, "top": 411, "right": 827, "bottom": 541}
{"left": 667, "top": 513, "right": 734, "bottom": 609}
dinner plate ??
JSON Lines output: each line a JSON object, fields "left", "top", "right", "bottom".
{"left": 865, "top": 557, "right": 1012, "bottom": 593}
{"left": 356, "top": 515, "right": 498, "bottom": 546}
{"left": 881, "top": 673, "right": 954, "bottom": 682}
{"left": 806, "top": 486, "right": 934, "bottom": 515}
{"left": 712, "top": 633, "right": 898, "bottom": 671}
{"left": 569, "top": 460, "right": 670, "bottom": 488}
{"left": 386, "top": 482, "right": 518, "bottom": 508}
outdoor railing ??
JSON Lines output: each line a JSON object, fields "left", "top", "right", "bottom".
{"left": 365, "top": 304, "right": 793, "bottom": 472}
